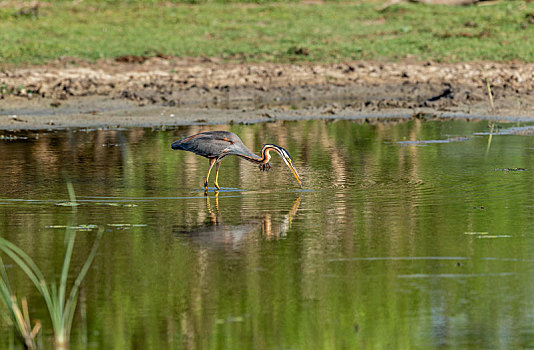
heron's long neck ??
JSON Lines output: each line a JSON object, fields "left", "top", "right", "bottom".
{"left": 241, "top": 146, "right": 275, "bottom": 164}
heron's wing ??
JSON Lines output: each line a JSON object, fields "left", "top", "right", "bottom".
{"left": 171, "top": 133, "right": 235, "bottom": 158}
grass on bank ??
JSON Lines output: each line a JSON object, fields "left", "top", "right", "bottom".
{"left": 0, "top": 1, "right": 534, "bottom": 66}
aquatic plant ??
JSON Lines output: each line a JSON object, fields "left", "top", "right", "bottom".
{"left": 0, "top": 183, "right": 103, "bottom": 349}
{"left": 0, "top": 257, "right": 41, "bottom": 349}
{"left": 485, "top": 78, "right": 495, "bottom": 111}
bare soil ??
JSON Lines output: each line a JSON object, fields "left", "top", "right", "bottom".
{"left": 1, "top": 57, "right": 534, "bottom": 130}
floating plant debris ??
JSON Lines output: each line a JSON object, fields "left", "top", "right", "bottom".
{"left": 476, "top": 235, "right": 512, "bottom": 239}
{"left": 46, "top": 224, "right": 98, "bottom": 231}
{"left": 216, "top": 315, "right": 247, "bottom": 324}
{"left": 494, "top": 168, "right": 528, "bottom": 172}
{"left": 396, "top": 137, "right": 469, "bottom": 145}
{"left": 473, "top": 126, "right": 534, "bottom": 136}
{"left": 464, "top": 232, "right": 511, "bottom": 238}
{"left": 72, "top": 224, "right": 99, "bottom": 231}
{"left": 94, "top": 202, "right": 139, "bottom": 207}
{"left": 55, "top": 202, "right": 81, "bottom": 207}
{"left": 0, "top": 135, "right": 29, "bottom": 141}
{"left": 107, "top": 224, "right": 147, "bottom": 228}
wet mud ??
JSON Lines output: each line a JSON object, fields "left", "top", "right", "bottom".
{"left": 1, "top": 57, "right": 534, "bottom": 129}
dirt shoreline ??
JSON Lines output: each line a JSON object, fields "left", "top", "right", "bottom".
{"left": 1, "top": 58, "right": 534, "bottom": 130}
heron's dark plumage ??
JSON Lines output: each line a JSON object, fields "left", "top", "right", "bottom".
{"left": 171, "top": 131, "right": 259, "bottom": 160}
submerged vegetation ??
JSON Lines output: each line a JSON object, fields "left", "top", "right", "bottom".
{"left": 0, "top": 183, "right": 103, "bottom": 349}
{"left": 0, "top": 1, "right": 533, "bottom": 65}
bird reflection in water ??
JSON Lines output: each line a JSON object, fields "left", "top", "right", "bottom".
{"left": 173, "top": 193, "right": 302, "bottom": 249}
{"left": 263, "top": 195, "right": 301, "bottom": 240}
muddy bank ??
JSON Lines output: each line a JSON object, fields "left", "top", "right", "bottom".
{"left": 1, "top": 58, "right": 533, "bottom": 129}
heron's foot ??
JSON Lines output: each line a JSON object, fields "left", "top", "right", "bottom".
{"left": 203, "top": 181, "right": 209, "bottom": 195}
{"left": 259, "top": 163, "right": 272, "bottom": 172}
{"left": 214, "top": 182, "right": 221, "bottom": 190}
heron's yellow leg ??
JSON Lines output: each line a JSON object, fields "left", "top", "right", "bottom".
{"left": 204, "top": 159, "right": 217, "bottom": 194}
{"left": 214, "top": 162, "right": 221, "bottom": 190}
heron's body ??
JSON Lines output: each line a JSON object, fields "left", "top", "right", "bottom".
{"left": 171, "top": 131, "right": 301, "bottom": 193}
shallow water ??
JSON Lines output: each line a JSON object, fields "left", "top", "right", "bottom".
{"left": 1, "top": 119, "right": 534, "bottom": 349}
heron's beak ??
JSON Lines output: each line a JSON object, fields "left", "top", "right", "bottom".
{"left": 282, "top": 157, "right": 302, "bottom": 187}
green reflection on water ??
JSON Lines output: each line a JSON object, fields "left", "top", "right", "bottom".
{"left": 1, "top": 119, "right": 534, "bottom": 349}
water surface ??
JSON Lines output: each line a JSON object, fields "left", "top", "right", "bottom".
{"left": 1, "top": 119, "right": 534, "bottom": 349}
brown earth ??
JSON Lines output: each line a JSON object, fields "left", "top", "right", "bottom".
{"left": 1, "top": 57, "right": 534, "bottom": 130}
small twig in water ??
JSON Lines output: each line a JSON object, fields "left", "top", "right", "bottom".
{"left": 485, "top": 78, "right": 495, "bottom": 111}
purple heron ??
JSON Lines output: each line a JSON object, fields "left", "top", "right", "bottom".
{"left": 171, "top": 131, "right": 302, "bottom": 193}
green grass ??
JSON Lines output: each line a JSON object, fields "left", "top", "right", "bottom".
{"left": 0, "top": 1, "right": 533, "bottom": 65}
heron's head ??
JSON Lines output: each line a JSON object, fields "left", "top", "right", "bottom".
{"left": 262, "top": 144, "right": 302, "bottom": 187}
